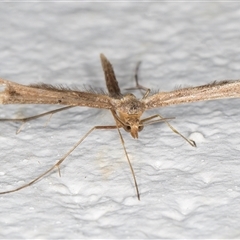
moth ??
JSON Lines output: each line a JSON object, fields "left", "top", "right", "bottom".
{"left": 0, "top": 53, "right": 240, "bottom": 200}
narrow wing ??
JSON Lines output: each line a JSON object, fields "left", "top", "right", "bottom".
{"left": 0, "top": 78, "right": 113, "bottom": 109}
{"left": 100, "top": 53, "right": 122, "bottom": 98}
{"left": 143, "top": 80, "right": 240, "bottom": 109}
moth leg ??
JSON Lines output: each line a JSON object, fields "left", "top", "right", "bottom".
{"left": 125, "top": 61, "right": 150, "bottom": 98}
{"left": 0, "top": 125, "right": 116, "bottom": 195}
{"left": 141, "top": 114, "right": 175, "bottom": 125}
{"left": 0, "top": 106, "right": 75, "bottom": 134}
{"left": 142, "top": 114, "right": 196, "bottom": 147}
{"left": 0, "top": 124, "right": 140, "bottom": 200}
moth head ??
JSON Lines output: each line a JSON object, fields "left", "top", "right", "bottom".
{"left": 111, "top": 94, "right": 145, "bottom": 138}
{"left": 118, "top": 112, "right": 144, "bottom": 139}
{"left": 123, "top": 122, "right": 144, "bottom": 139}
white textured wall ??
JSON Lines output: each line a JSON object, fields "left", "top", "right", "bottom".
{"left": 0, "top": 3, "right": 240, "bottom": 239}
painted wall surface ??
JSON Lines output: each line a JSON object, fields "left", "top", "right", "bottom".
{"left": 0, "top": 3, "right": 240, "bottom": 239}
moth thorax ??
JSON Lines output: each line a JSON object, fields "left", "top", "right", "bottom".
{"left": 120, "top": 94, "right": 145, "bottom": 115}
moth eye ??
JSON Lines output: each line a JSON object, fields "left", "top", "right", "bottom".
{"left": 124, "top": 125, "right": 131, "bottom": 132}
{"left": 138, "top": 126, "right": 144, "bottom": 132}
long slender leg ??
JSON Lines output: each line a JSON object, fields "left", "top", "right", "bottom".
{"left": 125, "top": 61, "right": 150, "bottom": 98}
{"left": 133, "top": 61, "right": 149, "bottom": 92}
{"left": 0, "top": 106, "right": 75, "bottom": 134}
{"left": 141, "top": 115, "right": 175, "bottom": 125}
{"left": 0, "top": 126, "right": 140, "bottom": 199}
{"left": 0, "top": 106, "right": 75, "bottom": 122}
{"left": 109, "top": 109, "right": 140, "bottom": 200}
{"left": 141, "top": 114, "right": 196, "bottom": 147}
{"left": 115, "top": 126, "right": 140, "bottom": 200}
